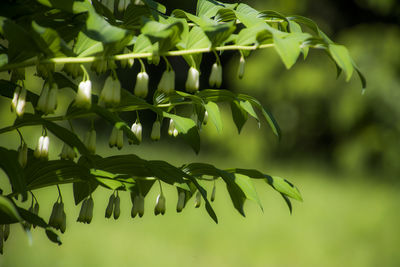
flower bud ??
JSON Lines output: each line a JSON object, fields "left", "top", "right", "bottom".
{"left": 84, "top": 129, "right": 96, "bottom": 154}
{"left": 168, "top": 119, "right": 175, "bottom": 136}
{"left": 131, "top": 122, "right": 142, "bottom": 143}
{"left": 91, "top": 59, "right": 107, "bottom": 75}
{"left": 37, "top": 83, "right": 50, "bottom": 112}
{"left": 209, "top": 63, "right": 222, "bottom": 88}
{"left": 105, "top": 194, "right": 115, "bottom": 219}
{"left": 131, "top": 195, "right": 139, "bottom": 219}
{"left": 60, "top": 210, "right": 66, "bottom": 233}
{"left": 176, "top": 191, "right": 186, "bottom": 213}
{"left": 137, "top": 194, "right": 144, "bottom": 217}
{"left": 185, "top": 67, "right": 199, "bottom": 93}
{"left": 157, "top": 70, "right": 175, "bottom": 94}
{"left": 151, "top": 121, "right": 161, "bottom": 141}
{"left": 55, "top": 202, "right": 65, "bottom": 230}
{"left": 108, "top": 126, "right": 118, "bottom": 148}
{"left": 194, "top": 191, "right": 201, "bottom": 208}
{"left": 60, "top": 143, "right": 75, "bottom": 160}
{"left": 202, "top": 110, "right": 208, "bottom": 125}
{"left": 85, "top": 197, "right": 94, "bottom": 224}
{"left": 34, "top": 135, "right": 49, "bottom": 160}
{"left": 48, "top": 202, "right": 59, "bottom": 228}
{"left": 12, "top": 85, "right": 27, "bottom": 117}
{"left": 46, "top": 85, "right": 58, "bottom": 114}
{"left": 134, "top": 72, "right": 149, "bottom": 98}
{"left": 75, "top": 80, "right": 92, "bottom": 109}
{"left": 3, "top": 224, "right": 10, "bottom": 242}
{"left": 77, "top": 199, "right": 88, "bottom": 223}
{"left": 116, "top": 129, "right": 124, "bottom": 150}
{"left": 237, "top": 56, "right": 245, "bottom": 79}
{"left": 99, "top": 76, "right": 119, "bottom": 107}
{"left": 113, "top": 195, "right": 121, "bottom": 220}
{"left": 63, "top": 63, "right": 82, "bottom": 78}
{"left": 211, "top": 183, "right": 216, "bottom": 202}
{"left": 111, "top": 78, "right": 121, "bottom": 105}
{"left": 154, "top": 193, "right": 166, "bottom": 216}
{"left": 120, "top": 48, "right": 134, "bottom": 68}
{"left": 18, "top": 143, "right": 28, "bottom": 168}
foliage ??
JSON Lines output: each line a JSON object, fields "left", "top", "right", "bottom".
{"left": 0, "top": 0, "right": 362, "bottom": 252}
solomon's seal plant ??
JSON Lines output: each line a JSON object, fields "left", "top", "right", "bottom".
{"left": 0, "top": 0, "right": 365, "bottom": 253}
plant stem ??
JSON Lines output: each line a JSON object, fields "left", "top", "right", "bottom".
{"left": 0, "top": 44, "right": 275, "bottom": 72}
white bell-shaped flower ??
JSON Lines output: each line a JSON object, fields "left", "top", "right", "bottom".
{"left": 157, "top": 70, "right": 175, "bottom": 94}
{"left": 134, "top": 72, "right": 149, "bottom": 98}
{"left": 185, "top": 67, "right": 199, "bottom": 93}
{"left": 154, "top": 193, "right": 166, "bottom": 215}
{"left": 37, "top": 83, "right": 50, "bottom": 113}
{"left": 75, "top": 80, "right": 92, "bottom": 109}
{"left": 34, "top": 135, "right": 49, "bottom": 160}
{"left": 237, "top": 56, "right": 245, "bottom": 79}
{"left": 99, "top": 76, "right": 115, "bottom": 107}
{"left": 131, "top": 122, "right": 142, "bottom": 143}
{"left": 209, "top": 63, "right": 222, "bottom": 88}
{"left": 151, "top": 121, "right": 161, "bottom": 141}
{"left": 17, "top": 143, "right": 28, "bottom": 167}
{"left": 176, "top": 191, "right": 186, "bottom": 213}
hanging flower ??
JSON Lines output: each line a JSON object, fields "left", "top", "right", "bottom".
{"left": 17, "top": 143, "right": 28, "bottom": 167}
{"left": 154, "top": 193, "right": 166, "bottom": 216}
{"left": 131, "top": 122, "right": 142, "bottom": 143}
{"left": 84, "top": 129, "right": 96, "bottom": 154}
{"left": 11, "top": 84, "right": 27, "bottom": 117}
{"left": 99, "top": 76, "right": 120, "bottom": 107}
{"left": 151, "top": 121, "right": 161, "bottom": 141}
{"left": 237, "top": 56, "right": 245, "bottom": 79}
{"left": 34, "top": 135, "right": 49, "bottom": 160}
{"left": 176, "top": 191, "right": 186, "bottom": 213}
{"left": 185, "top": 67, "right": 200, "bottom": 93}
{"left": 75, "top": 80, "right": 92, "bottom": 109}
{"left": 168, "top": 119, "right": 178, "bottom": 137}
{"left": 157, "top": 70, "right": 175, "bottom": 94}
{"left": 134, "top": 72, "right": 149, "bottom": 98}
{"left": 209, "top": 63, "right": 222, "bottom": 88}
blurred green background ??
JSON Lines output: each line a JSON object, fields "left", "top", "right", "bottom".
{"left": 1, "top": 0, "right": 400, "bottom": 266}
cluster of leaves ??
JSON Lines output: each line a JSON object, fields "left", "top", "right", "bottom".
{"left": 0, "top": 0, "right": 362, "bottom": 252}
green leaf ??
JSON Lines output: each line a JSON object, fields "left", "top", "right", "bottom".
{"left": 73, "top": 181, "right": 98, "bottom": 205}
{"left": 73, "top": 31, "right": 103, "bottom": 57}
{"left": 233, "top": 173, "right": 263, "bottom": 211}
{"left": 91, "top": 169, "right": 127, "bottom": 190}
{"left": 0, "top": 195, "right": 22, "bottom": 224}
{"left": 240, "top": 100, "right": 259, "bottom": 123}
{"left": 268, "top": 176, "right": 302, "bottom": 201}
{"left": 25, "top": 160, "right": 92, "bottom": 189}
{"left": 196, "top": 0, "right": 226, "bottom": 18}
{"left": 234, "top": 3, "right": 264, "bottom": 27}
{"left": 205, "top": 101, "right": 222, "bottom": 133}
{"left": 164, "top": 113, "right": 200, "bottom": 154}
{"left": 274, "top": 32, "right": 310, "bottom": 69}
{"left": 0, "top": 148, "right": 27, "bottom": 200}
{"left": 124, "top": 4, "right": 151, "bottom": 28}
{"left": 36, "top": 0, "right": 91, "bottom": 13}
{"left": 85, "top": 10, "right": 128, "bottom": 43}
{"left": 142, "top": 0, "right": 166, "bottom": 14}
{"left": 17, "top": 207, "right": 48, "bottom": 228}
{"left": 329, "top": 44, "right": 354, "bottom": 81}
{"left": 141, "top": 19, "right": 184, "bottom": 53}
{"left": 230, "top": 100, "right": 248, "bottom": 134}
{"left": 202, "top": 21, "right": 236, "bottom": 47}
{"left": 31, "top": 21, "right": 63, "bottom": 57}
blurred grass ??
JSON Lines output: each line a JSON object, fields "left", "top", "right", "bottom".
{"left": 1, "top": 151, "right": 399, "bottom": 267}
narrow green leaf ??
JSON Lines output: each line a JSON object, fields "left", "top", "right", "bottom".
{"left": 234, "top": 173, "right": 263, "bottom": 210}
{"left": 0, "top": 195, "right": 22, "bottom": 224}
{"left": 196, "top": 0, "right": 225, "bottom": 18}
{"left": 0, "top": 148, "right": 27, "bottom": 200}
{"left": 85, "top": 10, "right": 128, "bottom": 43}
{"left": 73, "top": 181, "right": 98, "bottom": 205}
{"left": 267, "top": 176, "right": 303, "bottom": 201}
{"left": 17, "top": 207, "right": 48, "bottom": 228}
{"left": 74, "top": 31, "right": 103, "bottom": 57}
{"left": 205, "top": 101, "right": 222, "bottom": 133}
{"left": 329, "top": 44, "right": 354, "bottom": 81}
{"left": 31, "top": 21, "right": 63, "bottom": 57}
{"left": 230, "top": 100, "right": 248, "bottom": 134}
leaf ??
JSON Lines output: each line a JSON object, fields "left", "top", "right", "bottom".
{"left": 141, "top": 19, "right": 184, "bottom": 53}
{"left": 91, "top": 169, "right": 126, "bottom": 190}
{"left": 196, "top": 0, "right": 226, "bottom": 18}
{"left": 73, "top": 31, "right": 103, "bottom": 57}
{"left": 329, "top": 44, "right": 354, "bottom": 81}
{"left": 73, "top": 181, "right": 98, "bottom": 205}
{"left": 205, "top": 101, "right": 222, "bottom": 133}
{"left": 85, "top": 10, "right": 128, "bottom": 43}
{"left": 267, "top": 176, "right": 303, "bottom": 201}
{"left": 124, "top": 4, "right": 151, "bottom": 28}
{"left": 45, "top": 229, "right": 62, "bottom": 245}
{"left": 0, "top": 195, "right": 22, "bottom": 224}
{"left": 280, "top": 193, "right": 293, "bottom": 214}
{"left": 0, "top": 148, "right": 27, "bottom": 200}
{"left": 24, "top": 160, "right": 92, "bottom": 188}
{"left": 31, "top": 21, "right": 63, "bottom": 57}
{"left": 230, "top": 100, "right": 248, "bottom": 134}
{"left": 274, "top": 32, "right": 309, "bottom": 69}
{"left": 36, "top": 0, "right": 91, "bottom": 13}
{"left": 164, "top": 113, "right": 200, "bottom": 154}
{"left": 240, "top": 100, "right": 259, "bottom": 123}
{"left": 17, "top": 207, "right": 48, "bottom": 228}
{"left": 202, "top": 21, "right": 236, "bottom": 47}
{"left": 142, "top": 0, "right": 166, "bottom": 14}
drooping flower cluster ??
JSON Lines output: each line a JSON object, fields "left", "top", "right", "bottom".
{"left": 77, "top": 196, "right": 94, "bottom": 224}
{"left": 109, "top": 126, "right": 124, "bottom": 150}
{"left": 185, "top": 67, "right": 200, "bottom": 93}
{"left": 49, "top": 200, "right": 66, "bottom": 233}
{"left": 75, "top": 80, "right": 92, "bottom": 109}
{"left": 157, "top": 70, "right": 175, "bottom": 94}
{"left": 34, "top": 135, "right": 49, "bottom": 160}
{"left": 37, "top": 83, "right": 58, "bottom": 115}
{"left": 11, "top": 82, "right": 27, "bottom": 117}
{"left": 131, "top": 192, "right": 145, "bottom": 218}
{"left": 209, "top": 63, "right": 222, "bottom": 88}
{"left": 84, "top": 129, "right": 96, "bottom": 154}
{"left": 134, "top": 72, "right": 149, "bottom": 98}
